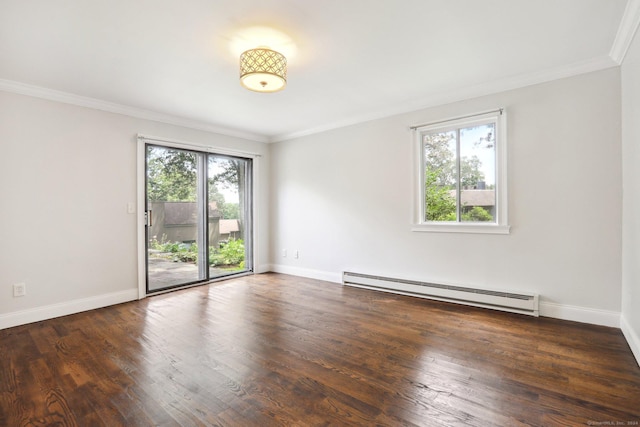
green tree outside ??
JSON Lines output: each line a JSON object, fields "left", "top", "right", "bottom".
{"left": 423, "top": 130, "right": 493, "bottom": 222}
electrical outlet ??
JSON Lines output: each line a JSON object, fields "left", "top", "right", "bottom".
{"left": 127, "top": 202, "right": 136, "bottom": 214}
{"left": 282, "top": 249, "right": 287, "bottom": 257}
{"left": 13, "top": 283, "right": 26, "bottom": 297}
{"left": 294, "top": 250, "right": 299, "bottom": 259}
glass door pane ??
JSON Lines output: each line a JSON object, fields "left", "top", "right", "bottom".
{"left": 207, "top": 155, "right": 252, "bottom": 278}
{"left": 144, "top": 143, "right": 253, "bottom": 293}
{"left": 146, "top": 145, "right": 206, "bottom": 292}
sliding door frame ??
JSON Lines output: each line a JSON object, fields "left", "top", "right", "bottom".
{"left": 136, "top": 134, "right": 260, "bottom": 299}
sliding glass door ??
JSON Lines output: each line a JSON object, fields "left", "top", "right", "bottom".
{"left": 145, "top": 144, "right": 252, "bottom": 293}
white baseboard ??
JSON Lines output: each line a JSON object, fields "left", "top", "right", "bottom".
{"left": 265, "top": 267, "right": 623, "bottom": 328}
{"left": 0, "top": 289, "right": 139, "bottom": 330}
{"left": 267, "top": 264, "right": 342, "bottom": 284}
{"left": 2, "top": 270, "right": 627, "bottom": 350}
{"left": 254, "top": 263, "right": 273, "bottom": 274}
{"left": 621, "top": 314, "right": 640, "bottom": 367}
{"left": 539, "top": 301, "right": 620, "bottom": 327}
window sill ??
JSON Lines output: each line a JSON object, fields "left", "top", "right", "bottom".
{"left": 412, "top": 223, "right": 511, "bottom": 235}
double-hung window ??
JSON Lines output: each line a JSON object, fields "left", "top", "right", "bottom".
{"left": 413, "top": 109, "right": 509, "bottom": 234}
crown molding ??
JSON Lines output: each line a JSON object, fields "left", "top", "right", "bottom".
{"left": 0, "top": 41, "right": 624, "bottom": 146}
{"left": 270, "top": 55, "right": 617, "bottom": 143}
{"left": 610, "top": 0, "right": 640, "bottom": 64}
{"left": 0, "top": 79, "right": 268, "bottom": 143}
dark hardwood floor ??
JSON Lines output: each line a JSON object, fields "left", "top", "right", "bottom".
{"left": 1, "top": 273, "right": 639, "bottom": 426}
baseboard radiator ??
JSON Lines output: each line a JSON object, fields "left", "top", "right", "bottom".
{"left": 342, "top": 271, "right": 539, "bottom": 317}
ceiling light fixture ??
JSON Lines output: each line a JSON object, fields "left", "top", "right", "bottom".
{"left": 240, "top": 47, "right": 287, "bottom": 93}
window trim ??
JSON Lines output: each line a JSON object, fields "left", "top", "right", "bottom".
{"left": 412, "top": 110, "right": 510, "bottom": 235}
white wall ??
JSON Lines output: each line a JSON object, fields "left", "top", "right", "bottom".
{"left": 0, "top": 63, "right": 629, "bottom": 341}
{"left": 622, "top": 27, "right": 640, "bottom": 363}
{"left": 270, "top": 68, "right": 622, "bottom": 326}
{"left": 0, "top": 90, "right": 269, "bottom": 328}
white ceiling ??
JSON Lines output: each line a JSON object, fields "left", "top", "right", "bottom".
{"left": 0, "top": 0, "right": 637, "bottom": 142}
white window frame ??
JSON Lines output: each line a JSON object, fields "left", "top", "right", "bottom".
{"left": 412, "top": 110, "right": 510, "bottom": 234}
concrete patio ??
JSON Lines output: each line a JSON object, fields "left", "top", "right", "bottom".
{"left": 147, "top": 254, "right": 245, "bottom": 291}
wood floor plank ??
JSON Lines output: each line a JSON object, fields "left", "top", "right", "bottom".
{"left": 1, "top": 273, "right": 639, "bottom": 426}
